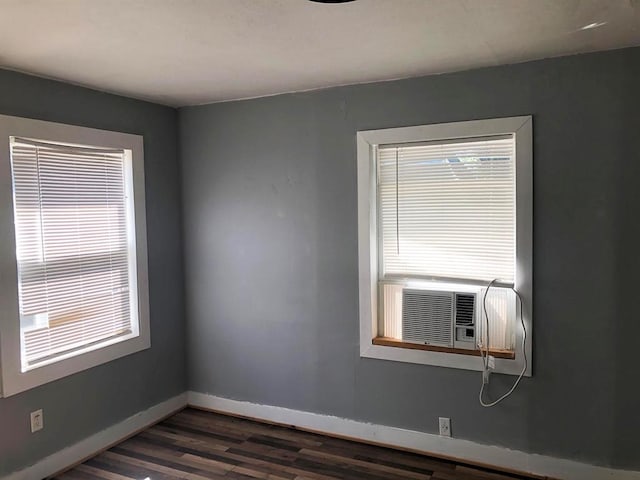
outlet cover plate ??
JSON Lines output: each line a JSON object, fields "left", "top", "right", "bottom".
{"left": 30, "top": 409, "right": 43, "bottom": 433}
{"left": 438, "top": 417, "right": 451, "bottom": 437}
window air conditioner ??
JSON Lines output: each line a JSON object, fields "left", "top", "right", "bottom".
{"left": 401, "top": 286, "right": 480, "bottom": 350}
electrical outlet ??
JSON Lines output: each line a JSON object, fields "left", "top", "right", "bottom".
{"left": 438, "top": 417, "right": 451, "bottom": 437}
{"left": 30, "top": 409, "right": 43, "bottom": 433}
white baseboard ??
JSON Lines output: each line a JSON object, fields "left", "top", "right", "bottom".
{"left": 187, "top": 391, "right": 640, "bottom": 480}
{"left": 6, "top": 391, "right": 637, "bottom": 480}
{"left": 4, "top": 392, "right": 187, "bottom": 480}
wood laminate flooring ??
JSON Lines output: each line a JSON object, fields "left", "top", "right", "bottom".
{"left": 54, "top": 407, "right": 548, "bottom": 480}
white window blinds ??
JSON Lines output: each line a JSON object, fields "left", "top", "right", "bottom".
{"left": 10, "top": 137, "right": 138, "bottom": 371}
{"left": 378, "top": 136, "right": 515, "bottom": 283}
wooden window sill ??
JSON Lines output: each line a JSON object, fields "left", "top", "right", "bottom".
{"left": 372, "top": 337, "right": 515, "bottom": 360}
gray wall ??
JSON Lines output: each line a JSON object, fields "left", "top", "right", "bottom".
{"left": 180, "top": 47, "right": 640, "bottom": 470}
{"left": 0, "top": 70, "right": 186, "bottom": 476}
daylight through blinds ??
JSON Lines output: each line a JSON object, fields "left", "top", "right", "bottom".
{"left": 10, "top": 137, "right": 137, "bottom": 370}
{"left": 378, "top": 136, "right": 516, "bottom": 283}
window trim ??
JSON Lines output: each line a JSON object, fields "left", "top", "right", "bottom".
{"left": 0, "top": 114, "right": 150, "bottom": 397}
{"left": 357, "top": 116, "right": 532, "bottom": 376}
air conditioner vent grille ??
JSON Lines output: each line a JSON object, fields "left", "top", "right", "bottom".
{"left": 455, "top": 293, "right": 476, "bottom": 326}
{"left": 402, "top": 289, "right": 453, "bottom": 347}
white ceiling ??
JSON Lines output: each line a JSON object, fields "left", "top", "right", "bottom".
{"left": 0, "top": 0, "right": 638, "bottom": 107}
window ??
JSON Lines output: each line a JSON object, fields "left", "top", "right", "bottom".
{"left": 0, "top": 115, "right": 150, "bottom": 397}
{"left": 357, "top": 117, "right": 532, "bottom": 375}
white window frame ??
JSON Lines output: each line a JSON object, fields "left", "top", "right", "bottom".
{"left": 357, "top": 116, "right": 532, "bottom": 376}
{"left": 0, "top": 114, "right": 150, "bottom": 397}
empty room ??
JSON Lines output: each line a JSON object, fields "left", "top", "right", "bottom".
{"left": 0, "top": 1, "right": 638, "bottom": 479}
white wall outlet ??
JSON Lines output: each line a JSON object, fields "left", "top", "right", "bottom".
{"left": 30, "top": 409, "right": 43, "bottom": 433}
{"left": 438, "top": 417, "right": 451, "bottom": 437}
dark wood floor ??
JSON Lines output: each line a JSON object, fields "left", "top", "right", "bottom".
{"left": 54, "top": 407, "right": 546, "bottom": 480}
